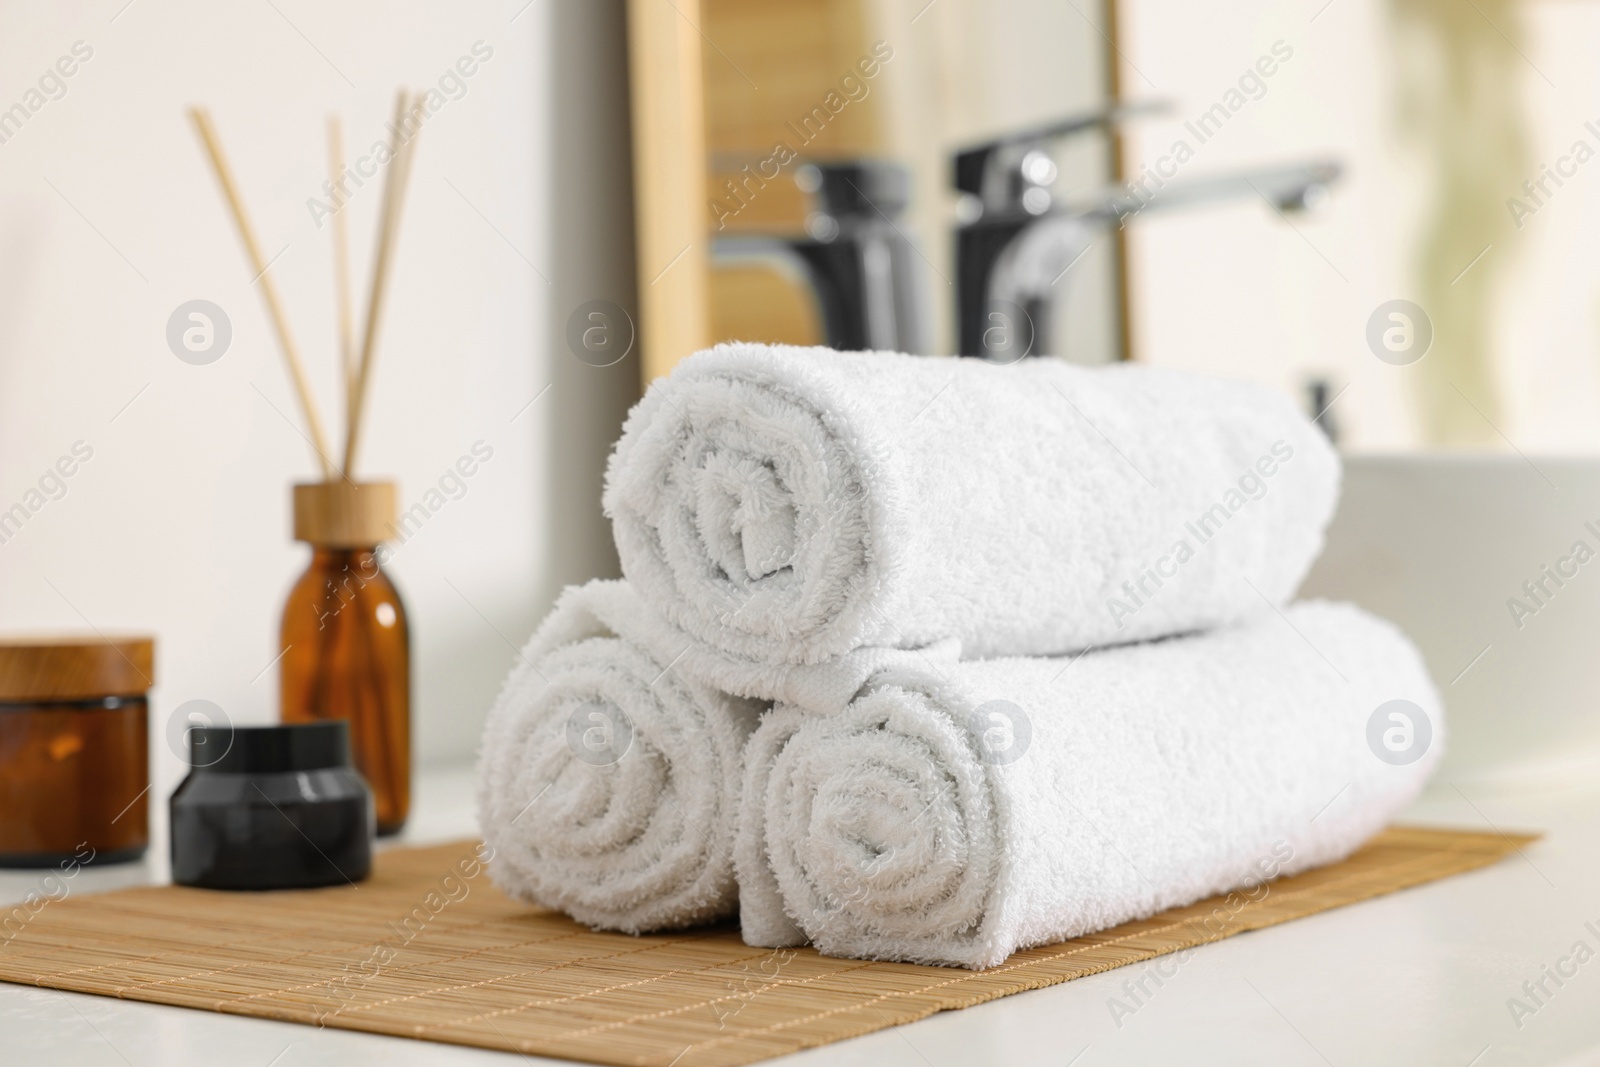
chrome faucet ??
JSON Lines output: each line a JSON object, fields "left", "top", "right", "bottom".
{"left": 953, "top": 105, "right": 1341, "bottom": 359}
{"left": 712, "top": 160, "right": 928, "bottom": 353}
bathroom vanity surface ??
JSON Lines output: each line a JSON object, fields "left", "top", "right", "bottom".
{"left": 3, "top": 764, "right": 1597, "bottom": 1066}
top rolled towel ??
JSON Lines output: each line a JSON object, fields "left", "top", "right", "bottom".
{"left": 605, "top": 343, "right": 1340, "bottom": 670}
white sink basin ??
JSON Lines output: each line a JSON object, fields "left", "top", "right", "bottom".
{"left": 1302, "top": 452, "right": 1600, "bottom": 785}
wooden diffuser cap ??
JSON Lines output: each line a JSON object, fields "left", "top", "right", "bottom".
{"left": 292, "top": 482, "right": 397, "bottom": 547}
{"left": 0, "top": 636, "right": 155, "bottom": 702}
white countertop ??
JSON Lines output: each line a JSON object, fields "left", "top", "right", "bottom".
{"left": 5, "top": 765, "right": 1599, "bottom": 1066}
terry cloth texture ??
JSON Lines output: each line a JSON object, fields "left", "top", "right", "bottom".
{"left": 604, "top": 344, "right": 1340, "bottom": 676}
{"left": 736, "top": 601, "right": 1442, "bottom": 968}
{"left": 477, "top": 580, "right": 764, "bottom": 933}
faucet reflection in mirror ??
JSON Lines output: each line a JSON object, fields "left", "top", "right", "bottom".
{"left": 713, "top": 160, "right": 928, "bottom": 354}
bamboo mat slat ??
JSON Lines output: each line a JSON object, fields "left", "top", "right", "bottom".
{"left": 0, "top": 825, "right": 1530, "bottom": 1066}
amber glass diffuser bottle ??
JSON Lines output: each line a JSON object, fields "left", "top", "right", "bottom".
{"left": 280, "top": 481, "right": 410, "bottom": 835}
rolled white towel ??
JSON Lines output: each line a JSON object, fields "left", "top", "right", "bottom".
{"left": 605, "top": 343, "right": 1339, "bottom": 676}
{"left": 476, "top": 580, "right": 763, "bottom": 933}
{"left": 737, "top": 601, "right": 1443, "bottom": 968}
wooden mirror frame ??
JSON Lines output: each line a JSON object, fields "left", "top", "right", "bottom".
{"left": 626, "top": 0, "right": 712, "bottom": 387}
{"left": 625, "top": 0, "right": 1132, "bottom": 388}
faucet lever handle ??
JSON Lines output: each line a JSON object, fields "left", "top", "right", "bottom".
{"left": 951, "top": 100, "right": 1171, "bottom": 198}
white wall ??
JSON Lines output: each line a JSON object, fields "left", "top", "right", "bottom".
{"left": 1118, "top": 0, "right": 1600, "bottom": 451}
{"left": 0, "top": 0, "right": 638, "bottom": 799}
{"left": 1117, "top": 0, "right": 1416, "bottom": 447}
{"left": 1499, "top": 1, "right": 1600, "bottom": 451}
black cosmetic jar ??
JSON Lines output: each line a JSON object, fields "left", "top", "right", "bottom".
{"left": 170, "top": 720, "right": 373, "bottom": 890}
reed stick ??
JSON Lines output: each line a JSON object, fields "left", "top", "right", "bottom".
{"left": 343, "top": 90, "right": 421, "bottom": 478}
{"left": 189, "top": 107, "right": 336, "bottom": 480}
{"left": 328, "top": 115, "right": 357, "bottom": 428}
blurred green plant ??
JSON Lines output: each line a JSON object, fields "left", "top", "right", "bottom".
{"left": 1389, "top": 0, "right": 1530, "bottom": 445}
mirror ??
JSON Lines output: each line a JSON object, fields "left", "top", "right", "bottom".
{"left": 629, "top": 0, "right": 1599, "bottom": 452}
{"left": 700, "top": 0, "right": 1131, "bottom": 369}
{"left": 627, "top": 0, "right": 1132, "bottom": 376}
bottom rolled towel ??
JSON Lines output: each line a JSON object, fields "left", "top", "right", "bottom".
{"left": 736, "top": 600, "right": 1444, "bottom": 968}
{"left": 477, "top": 580, "right": 763, "bottom": 933}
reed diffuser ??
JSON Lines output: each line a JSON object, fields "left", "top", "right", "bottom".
{"left": 191, "top": 93, "right": 422, "bottom": 834}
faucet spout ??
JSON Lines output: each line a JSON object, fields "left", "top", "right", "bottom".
{"left": 958, "top": 158, "right": 1343, "bottom": 360}
{"left": 1074, "top": 159, "right": 1342, "bottom": 225}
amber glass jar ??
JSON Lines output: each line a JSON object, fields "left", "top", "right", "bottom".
{"left": 279, "top": 482, "right": 410, "bottom": 835}
{"left": 0, "top": 636, "right": 154, "bottom": 867}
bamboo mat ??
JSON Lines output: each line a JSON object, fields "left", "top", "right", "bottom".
{"left": 0, "top": 825, "right": 1529, "bottom": 1066}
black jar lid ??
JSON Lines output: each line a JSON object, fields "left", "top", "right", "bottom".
{"left": 189, "top": 721, "right": 351, "bottom": 774}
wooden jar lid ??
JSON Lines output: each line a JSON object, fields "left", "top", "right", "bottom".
{"left": 292, "top": 481, "right": 397, "bottom": 547}
{"left": 0, "top": 636, "right": 156, "bottom": 702}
